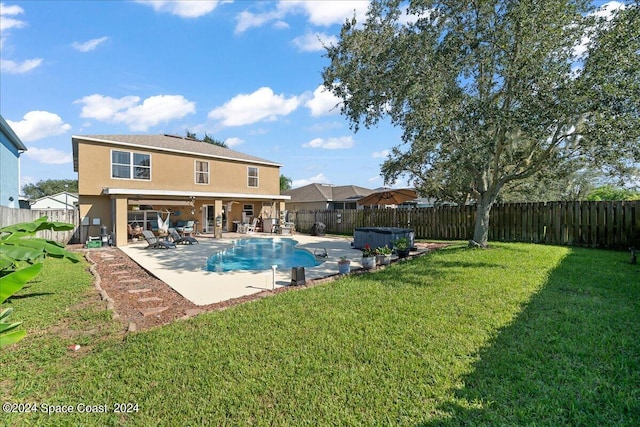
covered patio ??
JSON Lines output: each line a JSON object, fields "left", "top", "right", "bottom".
{"left": 98, "top": 188, "right": 290, "bottom": 246}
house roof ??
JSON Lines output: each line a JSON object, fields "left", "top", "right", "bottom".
{"left": 0, "top": 115, "right": 27, "bottom": 152}
{"left": 30, "top": 192, "right": 78, "bottom": 209}
{"left": 32, "top": 191, "right": 79, "bottom": 203}
{"left": 283, "top": 183, "right": 373, "bottom": 203}
{"left": 72, "top": 134, "right": 282, "bottom": 172}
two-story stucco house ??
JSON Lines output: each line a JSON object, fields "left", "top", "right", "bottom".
{"left": 72, "top": 134, "right": 289, "bottom": 246}
{"left": 0, "top": 115, "right": 27, "bottom": 208}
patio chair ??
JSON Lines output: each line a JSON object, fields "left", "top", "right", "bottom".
{"left": 168, "top": 228, "right": 198, "bottom": 245}
{"left": 175, "top": 220, "right": 195, "bottom": 235}
{"left": 142, "top": 230, "right": 176, "bottom": 249}
{"left": 246, "top": 217, "right": 258, "bottom": 233}
{"left": 128, "top": 223, "right": 143, "bottom": 239}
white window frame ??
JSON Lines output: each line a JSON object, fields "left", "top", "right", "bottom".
{"left": 111, "top": 150, "right": 151, "bottom": 181}
{"left": 247, "top": 166, "right": 258, "bottom": 188}
{"left": 195, "top": 160, "right": 209, "bottom": 185}
{"left": 243, "top": 204, "right": 254, "bottom": 217}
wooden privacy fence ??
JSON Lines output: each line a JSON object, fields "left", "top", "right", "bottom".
{"left": 290, "top": 200, "right": 640, "bottom": 249}
{"left": 0, "top": 206, "right": 81, "bottom": 244}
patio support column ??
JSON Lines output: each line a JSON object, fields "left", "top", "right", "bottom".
{"left": 214, "top": 199, "right": 223, "bottom": 238}
{"left": 278, "top": 201, "right": 286, "bottom": 224}
{"left": 114, "top": 196, "right": 128, "bottom": 246}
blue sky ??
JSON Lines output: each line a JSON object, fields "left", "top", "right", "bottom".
{"left": 1, "top": 0, "right": 397, "bottom": 190}
{"left": 0, "top": 0, "right": 624, "bottom": 192}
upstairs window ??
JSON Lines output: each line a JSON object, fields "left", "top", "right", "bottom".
{"left": 248, "top": 166, "right": 258, "bottom": 187}
{"left": 112, "top": 150, "right": 150, "bottom": 180}
{"left": 195, "top": 160, "right": 209, "bottom": 184}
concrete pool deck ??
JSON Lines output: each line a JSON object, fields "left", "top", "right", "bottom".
{"left": 119, "top": 233, "right": 365, "bottom": 306}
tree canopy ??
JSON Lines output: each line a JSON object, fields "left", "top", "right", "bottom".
{"left": 280, "top": 175, "right": 293, "bottom": 192}
{"left": 585, "top": 185, "right": 640, "bottom": 201}
{"left": 22, "top": 179, "right": 78, "bottom": 200}
{"left": 323, "top": 0, "right": 639, "bottom": 247}
{"left": 185, "top": 130, "right": 228, "bottom": 148}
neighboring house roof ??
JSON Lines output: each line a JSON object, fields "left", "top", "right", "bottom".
{"left": 30, "top": 191, "right": 78, "bottom": 209}
{"left": 0, "top": 115, "right": 27, "bottom": 152}
{"left": 72, "top": 134, "right": 282, "bottom": 172}
{"left": 283, "top": 183, "right": 373, "bottom": 203}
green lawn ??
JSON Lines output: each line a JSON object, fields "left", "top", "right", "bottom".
{"left": 1, "top": 243, "right": 638, "bottom": 426}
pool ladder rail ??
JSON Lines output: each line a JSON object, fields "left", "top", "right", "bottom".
{"left": 314, "top": 248, "right": 328, "bottom": 258}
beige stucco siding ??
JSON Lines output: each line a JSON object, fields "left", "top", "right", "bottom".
{"left": 77, "top": 141, "right": 280, "bottom": 196}
{"left": 78, "top": 195, "right": 111, "bottom": 235}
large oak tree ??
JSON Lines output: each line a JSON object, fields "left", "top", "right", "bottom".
{"left": 323, "top": 0, "right": 639, "bottom": 247}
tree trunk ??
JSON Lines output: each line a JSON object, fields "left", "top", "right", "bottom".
{"left": 471, "top": 193, "right": 495, "bottom": 248}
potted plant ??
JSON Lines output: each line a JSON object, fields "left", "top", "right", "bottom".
{"left": 338, "top": 256, "right": 351, "bottom": 274}
{"left": 393, "top": 237, "right": 411, "bottom": 259}
{"left": 361, "top": 244, "right": 376, "bottom": 270}
{"left": 375, "top": 246, "right": 392, "bottom": 265}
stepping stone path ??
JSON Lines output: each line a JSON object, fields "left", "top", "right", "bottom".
{"left": 128, "top": 288, "right": 152, "bottom": 294}
{"left": 98, "top": 251, "right": 169, "bottom": 325}
{"left": 138, "top": 297, "right": 163, "bottom": 302}
{"left": 140, "top": 306, "right": 169, "bottom": 317}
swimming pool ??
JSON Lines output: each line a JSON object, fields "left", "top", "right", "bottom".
{"left": 206, "top": 238, "right": 323, "bottom": 272}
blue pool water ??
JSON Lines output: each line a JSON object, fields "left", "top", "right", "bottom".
{"left": 206, "top": 238, "right": 323, "bottom": 272}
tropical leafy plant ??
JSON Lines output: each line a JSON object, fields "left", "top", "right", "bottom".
{"left": 338, "top": 256, "right": 350, "bottom": 263}
{"left": 375, "top": 246, "right": 392, "bottom": 256}
{"left": 393, "top": 237, "right": 410, "bottom": 251}
{"left": 361, "top": 244, "right": 375, "bottom": 257}
{"left": 0, "top": 216, "right": 79, "bottom": 347}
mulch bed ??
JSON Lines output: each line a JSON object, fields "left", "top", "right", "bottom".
{"left": 75, "top": 241, "right": 451, "bottom": 332}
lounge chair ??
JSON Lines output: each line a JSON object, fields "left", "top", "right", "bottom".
{"left": 168, "top": 228, "right": 198, "bottom": 245}
{"left": 142, "top": 230, "right": 176, "bottom": 249}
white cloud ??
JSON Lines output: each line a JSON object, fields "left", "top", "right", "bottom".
{"left": 135, "top": 0, "right": 222, "bottom": 18}
{"left": 72, "top": 36, "right": 109, "bottom": 52}
{"left": 292, "top": 173, "right": 330, "bottom": 187}
{"left": 0, "top": 57, "right": 42, "bottom": 73}
{"left": 235, "top": 1, "right": 370, "bottom": 33}
{"left": 0, "top": 3, "right": 24, "bottom": 17}
{"left": 208, "top": 87, "right": 301, "bottom": 127}
{"left": 0, "top": 4, "right": 42, "bottom": 73}
{"left": 279, "top": 1, "right": 370, "bottom": 27}
{"left": 224, "top": 137, "right": 244, "bottom": 147}
{"left": 273, "top": 20, "right": 289, "bottom": 30}
{"left": 75, "top": 94, "right": 196, "bottom": 131}
{"left": 24, "top": 147, "right": 73, "bottom": 164}
{"left": 372, "top": 149, "right": 390, "bottom": 158}
{"left": 305, "top": 85, "right": 342, "bottom": 117}
{"left": 76, "top": 94, "right": 140, "bottom": 120}
{"left": 0, "top": 3, "right": 26, "bottom": 33}
{"left": 292, "top": 31, "right": 337, "bottom": 52}
{"left": 592, "top": 1, "right": 625, "bottom": 20}
{"left": 574, "top": 1, "right": 626, "bottom": 60}
{"left": 7, "top": 111, "right": 71, "bottom": 142}
{"left": 303, "top": 136, "right": 354, "bottom": 149}
{"left": 235, "top": 9, "right": 283, "bottom": 33}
